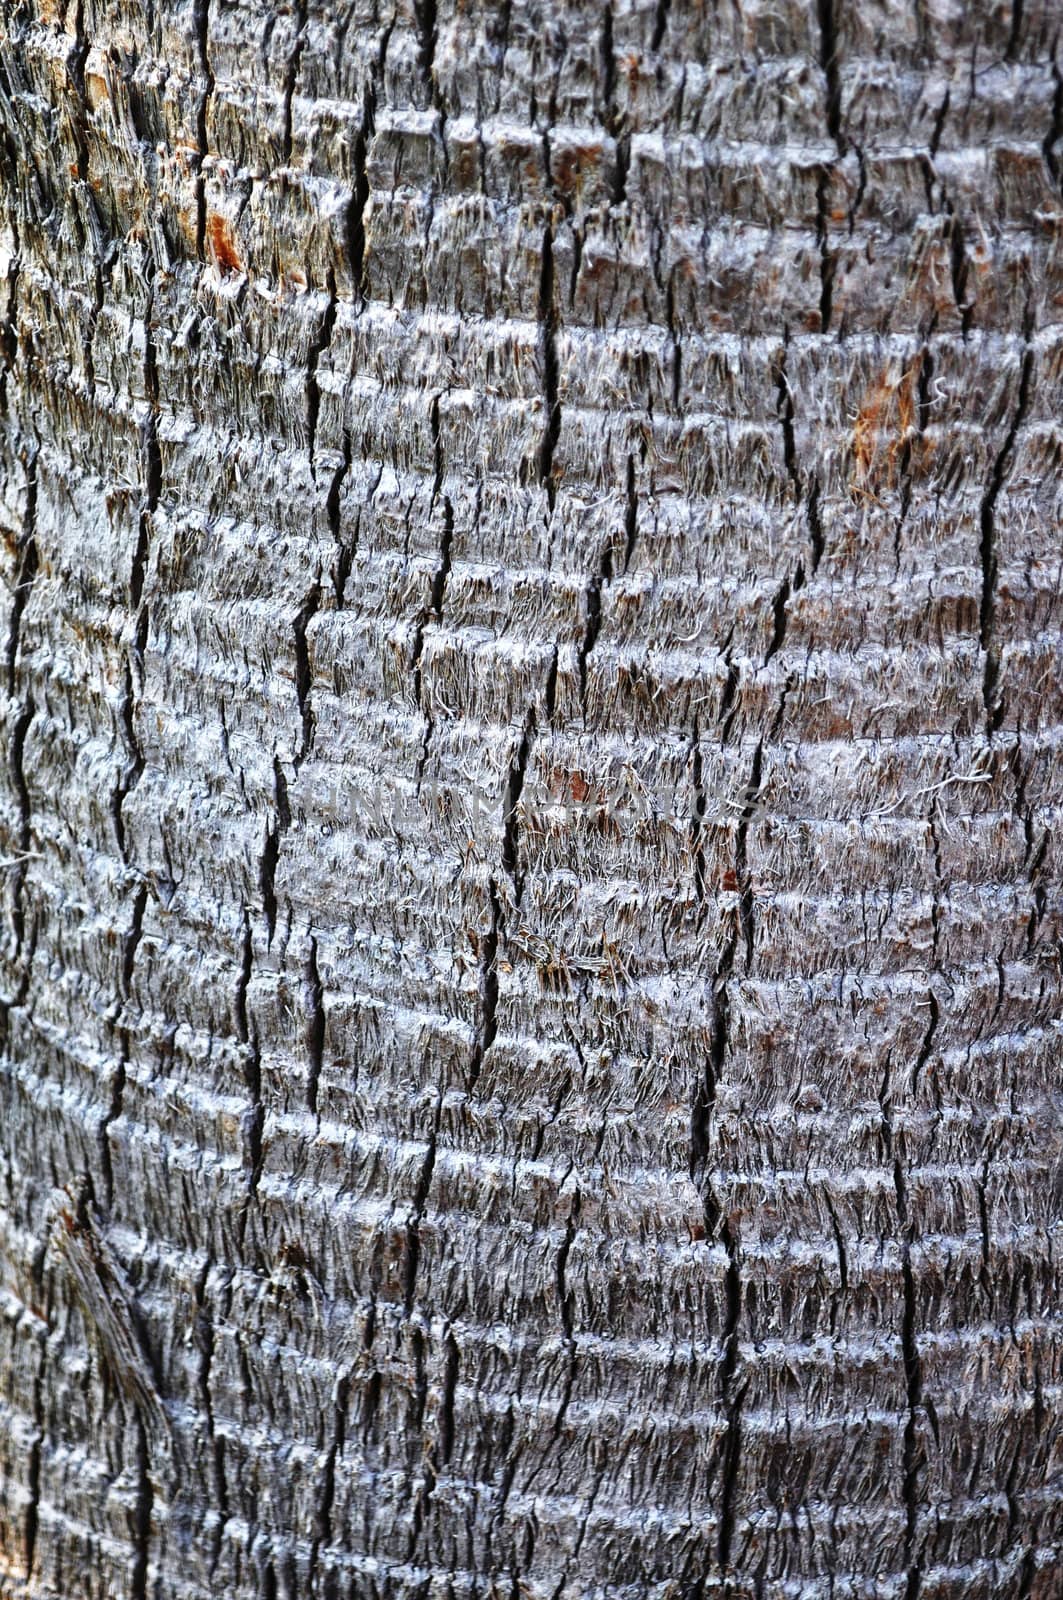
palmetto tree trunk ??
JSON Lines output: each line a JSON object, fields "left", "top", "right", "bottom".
{"left": 1, "top": 0, "right": 1061, "bottom": 1595}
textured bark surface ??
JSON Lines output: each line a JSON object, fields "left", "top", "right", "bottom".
{"left": 1, "top": 0, "right": 1062, "bottom": 1595}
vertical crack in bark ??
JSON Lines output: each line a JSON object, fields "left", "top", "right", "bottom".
{"left": 348, "top": 100, "right": 374, "bottom": 303}
{"left": 328, "top": 431, "right": 356, "bottom": 605}
{"left": 192, "top": 0, "right": 214, "bottom": 258}
{"left": 979, "top": 343, "right": 1033, "bottom": 733}
{"left": 1044, "top": 57, "right": 1062, "bottom": 190}
{"left": 766, "top": 342, "right": 821, "bottom": 664}
{"left": 651, "top": 0, "right": 671, "bottom": 51}
{"left": 815, "top": 168, "right": 836, "bottom": 335}
{"left": 688, "top": 732, "right": 763, "bottom": 1582}
{"left": 813, "top": 0, "right": 844, "bottom": 332}
{"left": 280, "top": 0, "right": 308, "bottom": 166}
{"left": 946, "top": 206, "right": 973, "bottom": 339}
{"left": 305, "top": 935, "right": 325, "bottom": 1119}
{"left": 5, "top": 447, "right": 38, "bottom": 977}
{"left": 403, "top": 1110, "right": 440, "bottom": 1318}
{"left": 113, "top": 270, "right": 160, "bottom": 864}
{"left": 576, "top": 538, "right": 608, "bottom": 716}
{"left": 815, "top": 0, "right": 844, "bottom": 149}
{"left": 412, "top": 397, "right": 454, "bottom": 785}
{"left": 234, "top": 910, "right": 263, "bottom": 1229}
{"left": 1014, "top": 744, "right": 1050, "bottom": 955}
{"left": 880, "top": 1086, "right": 925, "bottom": 1600}
{"left": 600, "top": 5, "right": 629, "bottom": 205}
{"left": 437, "top": 1326, "right": 459, "bottom": 1468}
{"left": 131, "top": 1414, "right": 152, "bottom": 1600}
{"left": 100, "top": 881, "right": 148, "bottom": 1208}
{"left": 261, "top": 756, "right": 289, "bottom": 947}
{"left": 306, "top": 270, "right": 338, "bottom": 481}
{"left": 294, "top": 582, "right": 321, "bottom": 769}
{"left": 537, "top": 220, "right": 562, "bottom": 512}
{"left": 24, "top": 1343, "right": 45, "bottom": 1581}
{"left": 502, "top": 710, "right": 534, "bottom": 907}
{"left": 309, "top": 1370, "right": 349, "bottom": 1593}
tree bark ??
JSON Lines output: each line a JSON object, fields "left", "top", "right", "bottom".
{"left": 0, "top": 1, "right": 1061, "bottom": 1596}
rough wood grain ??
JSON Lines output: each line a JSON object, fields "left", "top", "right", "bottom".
{"left": 0, "top": 0, "right": 1061, "bottom": 1596}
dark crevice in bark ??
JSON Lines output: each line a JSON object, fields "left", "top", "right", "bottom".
{"left": 328, "top": 430, "right": 354, "bottom": 604}
{"left": 718, "top": 651, "right": 739, "bottom": 745}
{"left": 261, "top": 757, "right": 290, "bottom": 947}
{"left": 68, "top": 0, "right": 92, "bottom": 188}
{"left": 309, "top": 1371, "right": 349, "bottom": 1592}
{"left": 280, "top": 1, "right": 308, "bottom": 166}
{"left": 234, "top": 911, "right": 263, "bottom": 1228}
{"left": 1044, "top": 58, "right": 1062, "bottom": 189}
{"left": 945, "top": 207, "right": 973, "bottom": 338}
{"left": 768, "top": 340, "right": 822, "bottom": 663}
{"left": 600, "top": 5, "right": 629, "bottom": 204}
{"left": 815, "top": 0, "right": 845, "bottom": 150}
{"left": 911, "top": 990, "right": 940, "bottom": 1097}
{"left": 437, "top": 1328, "right": 459, "bottom": 1466}
{"left": 537, "top": 221, "right": 561, "bottom": 511}
{"left": 880, "top": 1092, "right": 925, "bottom": 1600}
{"left": 544, "top": 643, "right": 559, "bottom": 722}
{"left": 100, "top": 882, "right": 147, "bottom": 1209}
{"left": 403, "top": 1111, "right": 439, "bottom": 1317}
{"left": 131, "top": 1415, "right": 152, "bottom": 1600}
{"left": 114, "top": 274, "right": 160, "bottom": 861}
{"left": 502, "top": 711, "right": 534, "bottom": 906}
{"left": 348, "top": 100, "right": 375, "bottom": 303}
{"left": 414, "top": 0, "right": 439, "bottom": 104}
{"left": 5, "top": 448, "right": 38, "bottom": 982}
{"left": 764, "top": 572, "right": 796, "bottom": 664}
{"left": 411, "top": 397, "right": 453, "bottom": 733}
{"left": 689, "top": 724, "right": 708, "bottom": 906}
{"left": 24, "top": 1351, "right": 44, "bottom": 1580}
{"left": 577, "top": 539, "right": 609, "bottom": 716}
{"left": 294, "top": 584, "right": 321, "bottom": 768}
{"left": 193, "top": 0, "right": 215, "bottom": 259}
{"left": 689, "top": 738, "right": 763, "bottom": 1581}
{"left": 929, "top": 88, "right": 950, "bottom": 159}
{"left": 306, "top": 271, "right": 338, "bottom": 479}
{"left": 979, "top": 343, "right": 1032, "bottom": 733}
{"left": 815, "top": 169, "right": 836, "bottom": 334}
{"left": 651, "top": 0, "right": 671, "bottom": 51}
{"left": 1005, "top": 0, "right": 1024, "bottom": 62}
{"left": 306, "top": 936, "right": 325, "bottom": 1118}
{"left": 824, "top": 1191, "right": 849, "bottom": 1334}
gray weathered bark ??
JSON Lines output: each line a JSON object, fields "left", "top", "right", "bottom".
{"left": 1, "top": 0, "right": 1061, "bottom": 1596}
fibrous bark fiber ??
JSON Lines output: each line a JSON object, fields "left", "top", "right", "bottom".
{"left": 0, "top": 1, "right": 1061, "bottom": 1597}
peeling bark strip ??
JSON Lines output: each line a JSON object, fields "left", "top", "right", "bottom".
{"left": 49, "top": 1187, "right": 171, "bottom": 1454}
{"left": 1, "top": 1, "right": 1062, "bottom": 1597}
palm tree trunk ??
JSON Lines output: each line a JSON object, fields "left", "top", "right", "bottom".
{"left": 1, "top": 0, "right": 1061, "bottom": 1596}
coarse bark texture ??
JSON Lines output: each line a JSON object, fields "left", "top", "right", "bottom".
{"left": 0, "top": 0, "right": 1062, "bottom": 1595}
